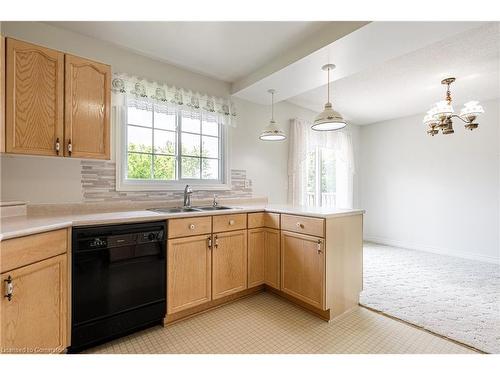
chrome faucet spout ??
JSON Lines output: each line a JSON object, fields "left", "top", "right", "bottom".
{"left": 183, "top": 185, "right": 193, "bottom": 208}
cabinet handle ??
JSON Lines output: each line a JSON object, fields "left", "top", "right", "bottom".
{"left": 296, "top": 222, "right": 304, "bottom": 229}
{"left": 4, "top": 276, "right": 13, "bottom": 301}
{"left": 214, "top": 235, "right": 219, "bottom": 248}
{"left": 317, "top": 239, "right": 323, "bottom": 254}
{"left": 67, "top": 139, "right": 73, "bottom": 156}
{"left": 55, "top": 138, "right": 60, "bottom": 155}
{"left": 228, "top": 219, "right": 235, "bottom": 226}
{"left": 189, "top": 224, "right": 196, "bottom": 230}
{"left": 207, "top": 237, "right": 212, "bottom": 249}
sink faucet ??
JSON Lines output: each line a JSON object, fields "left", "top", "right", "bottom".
{"left": 212, "top": 194, "right": 218, "bottom": 207}
{"left": 183, "top": 185, "right": 193, "bottom": 208}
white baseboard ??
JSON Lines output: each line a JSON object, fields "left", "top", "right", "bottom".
{"left": 363, "top": 235, "right": 500, "bottom": 265}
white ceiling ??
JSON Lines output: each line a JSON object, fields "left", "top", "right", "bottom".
{"left": 288, "top": 23, "right": 500, "bottom": 125}
{"left": 46, "top": 21, "right": 330, "bottom": 82}
{"left": 48, "top": 21, "right": 499, "bottom": 126}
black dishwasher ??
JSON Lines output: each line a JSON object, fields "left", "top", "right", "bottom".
{"left": 69, "top": 221, "right": 166, "bottom": 353}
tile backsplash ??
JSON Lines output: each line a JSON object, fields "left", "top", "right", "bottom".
{"left": 81, "top": 160, "right": 252, "bottom": 203}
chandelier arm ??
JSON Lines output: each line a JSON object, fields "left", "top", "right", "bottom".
{"left": 449, "top": 114, "right": 469, "bottom": 124}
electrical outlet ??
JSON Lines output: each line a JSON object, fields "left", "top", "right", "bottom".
{"left": 244, "top": 179, "right": 251, "bottom": 189}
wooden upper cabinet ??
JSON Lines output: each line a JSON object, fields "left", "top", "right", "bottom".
{"left": 281, "top": 231, "right": 325, "bottom": 310}
{"left": 1, "top": 254, "right": 68, "bottom": 353}
{"left": 5, "top": 38, "right": 64, "bottom": 156}
{"left": 64, "top": 54, "right": 110, "bottom": 159}
{"left": 1, "top": 35, "right": 5, "bottom": 153}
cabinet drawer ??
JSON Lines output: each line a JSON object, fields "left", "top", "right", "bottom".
{"left": 281, "top": 214, "right": 325, "bottom": 238}
{"left": 168, "top": 216, "right": 212, "bottom": 238}
{"left": 247, "top": 212, "right": 280, "bottom": 229}
{"left": 0, "top": 229, "right": 68, "bottom": 273}
{"left": 213, "top": 213, "right": 247, "bottom": 233}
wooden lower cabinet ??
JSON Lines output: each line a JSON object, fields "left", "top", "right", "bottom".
{"left": 281, "top": 231, "right": 325, "bottom": 310}
{"left": 167, "top": 235, "right": 212, "bottom": 314}
{"left": 248, "top": 228, "right": 265, "bottom": 287}
{"left": 212, "top": 230, "right": 248, "bottom": 300}
{"left": 248, "top": 228, "right": 280, "bottom": 289}
{"left": 263, "top": 228, "right": 280, "bottom": 289}
{"left": 1, "top": 254, "right": 68, "bottom": 353}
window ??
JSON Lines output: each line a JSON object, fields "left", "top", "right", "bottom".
{"left": 305, "top": 147, "right": 337, "bottom": 208}
{"left": 119, "top": 103, "right": 227, "bottom": 190}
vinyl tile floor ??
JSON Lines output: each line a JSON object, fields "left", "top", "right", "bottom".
{"left": 83, "top": 292, "right": 477, "bottom": 354}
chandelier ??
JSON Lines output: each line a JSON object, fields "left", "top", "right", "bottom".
{"left": 424, "top": 77, "right": 484, "bottom": 136}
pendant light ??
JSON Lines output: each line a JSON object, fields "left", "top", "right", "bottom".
{"left": 312, "top": 64, "right": 347, "bottom": 131}
{"left": 259, "top": 89, "right": 286, "bottom": 141}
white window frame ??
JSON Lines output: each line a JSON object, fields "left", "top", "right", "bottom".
{"left": 116, "top": 105, "right": 231, "bottom": 191}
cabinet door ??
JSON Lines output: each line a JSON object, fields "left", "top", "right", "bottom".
{"left": 5, "top": 38, "right": 64, "bottom": 156}
{"left": 264, "top": 228, "right": 280, "bottom": 289}
{"left": 212, "top": 230, "right": 247, "bottom": 300}
{"left": 281, "top": 231, "right": 325, "bottom": 310}
{"left": 248, "top": 228, "right": 265, "bottom": 287}
{"left": 1, "top": 35, "right": 5, "bottom": 153}
{"left": 167, "top": 235, "right": 212, "bottom": 314}
{"left": 65, "top": 54, "right": 110, "bottom": 159}
{"left": 1, "top": 254, "right": 68, "bottom": 353}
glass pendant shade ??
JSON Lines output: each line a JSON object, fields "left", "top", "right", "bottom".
{"left": 460, "top": 101, "right": 484, "bottom": 119}
{"left": 433, "top": 100, "right": 454, "bottom": 117}
{"left": 259, "top": 120, "right": 286, "bottom": 141}
{"left": 312, "top": 102, "right": 347, "bottom": 131}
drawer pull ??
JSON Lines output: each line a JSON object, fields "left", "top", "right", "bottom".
{"left": 228, "top": 219, "right": 235, "bottom": 226}
{"left": 4, "top": 276, "right": 13, "bottom": 301}
{"left": 189, "top": 224, "right": 196, "bottom": 230}
{"left": 296, "top": 222, "right": 304, "bottom": 229}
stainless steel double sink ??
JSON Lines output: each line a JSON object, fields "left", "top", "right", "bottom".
{"left": 147, "top": 206, "right": 232, "bottom": 214}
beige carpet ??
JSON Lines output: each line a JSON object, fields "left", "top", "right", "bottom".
{"left": 360, "top": 242, "right": 500, "bottom": 353}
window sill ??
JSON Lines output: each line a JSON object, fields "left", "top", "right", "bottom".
{"left": 116, "top": 180, "right": 232, "bottom": 192}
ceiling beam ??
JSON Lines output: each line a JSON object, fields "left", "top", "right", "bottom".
{"left": 231, "top": 21, "right": 368, "bottom": 95}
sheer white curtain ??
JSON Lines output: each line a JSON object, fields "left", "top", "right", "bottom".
{"left": 287, "top": 118, "right": 355, "bottom": 208}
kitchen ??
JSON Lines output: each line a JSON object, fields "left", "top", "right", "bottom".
{"left": 0, "top": 3, "right": 499, "bottom": 374}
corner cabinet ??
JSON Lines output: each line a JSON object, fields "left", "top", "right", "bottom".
{"left": 2, "top": 38, "right": 111, "bottom": 160}
{"left": 65, "top": 55, "right": 110, "bottom": 159}
{"left": 5, "top": 38, "right": 64, "bottom": 156}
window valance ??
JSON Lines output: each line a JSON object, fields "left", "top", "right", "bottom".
{"left": 111, "top": 73, "right": 237, "bottom": 127}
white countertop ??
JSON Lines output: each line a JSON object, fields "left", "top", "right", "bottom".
{"left": 0, "top": 205, "right": 364, "bottom": 241}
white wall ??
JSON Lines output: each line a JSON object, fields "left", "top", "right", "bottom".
{"left": 0, "top": 22, "right": 318, "bottom": 205}
{"left": 231, "top": 98, "right": 318, "bottom": 204}
{"left": 360, "top": 99, "right": 500, "bottom": 263}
